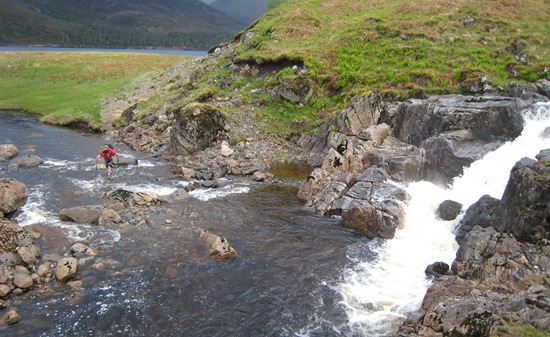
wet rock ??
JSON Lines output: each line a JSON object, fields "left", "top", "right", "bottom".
{"left": 500, "top": 149, "right": 550, "bottom": 244}
{"left": 0, "top": 178, "right": 28, "bottom": 215}
{"left": 437, "top": 200, "right": 462, "bottom": 221}
{"left": 0, "top": 144, "right": 18, "bottom": 161}
{"left": 2, "top": 309, "right": 19, "bottom": 325}
{"left": 98, "top": 208, "right": 122, "bottom": 226}
{"left": 454, "top": 194, "right": 501, "bottom": 245}
{"left": 197, "top": 229, "right": 237, "bottom": 260}
{"left": 59, "top": 206, "right": 102, "bottom": 224}
{"left": 9, "top": 155, "right": 44, "bottom": 168}
{"left": 13, "top": 269, "right": 33, "bottom": 289}
{"left": 420, "top": 130, "right": 501, "bottom": 185}
{"left": 17, "top": 244, "right": 41, "bottom": 266}
{"left": 37, "top": 263, "right": 51, "bottom": 278}
{"left": 424, "top": 261, "right": 450, "bottom": 278}
{"left": 55, "top": 257, "right": 78, "bottom": 282}
{"left": 0, "top": 284, "right": 11, "bottom": 297}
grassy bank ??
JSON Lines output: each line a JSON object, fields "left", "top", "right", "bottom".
{"left": 0, "top": 51, "right": 187, "bottom": 130}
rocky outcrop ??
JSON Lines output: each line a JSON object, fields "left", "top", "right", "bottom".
{"left": 383, "top": 94, "right": 526, "bottom": 185}
{"left": 500, "top": 149, "right": 550, "bottom": 244}
{"left": 297, "top": 93, "right": 535, "bottom": 239}
{"left": 170, "top": 103, "right": 226, "bottom": 155}
{"left": 398, "top": 150, "right": 550, "bottom": 336}
{"left": 0, "top": 178, "right": 28, "bottom": 216}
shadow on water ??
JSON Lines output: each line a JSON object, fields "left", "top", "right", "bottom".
{"left": 1, "top": 112, "right": 372, "bottom": 337}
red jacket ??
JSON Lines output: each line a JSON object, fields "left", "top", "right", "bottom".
{"left": 99, "top": 148, "right": 117, "bottom": 161}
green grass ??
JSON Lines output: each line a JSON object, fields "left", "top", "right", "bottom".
{"left": 231, "top": 0, "right": 549, "bottom": 100}
{"left": 0, "top": 51, "right": 188, "bottom": 130}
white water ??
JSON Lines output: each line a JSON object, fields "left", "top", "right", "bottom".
{"left": 338, "top": 103, "right": 550, "bottom": 336}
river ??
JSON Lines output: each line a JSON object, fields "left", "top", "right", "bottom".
{"left": 1, "top": 103, "right": 549, "bottom": 336}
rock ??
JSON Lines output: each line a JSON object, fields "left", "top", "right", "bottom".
{"left": 500, "top": 149, "right": 550, "bottom": 244}
{"left": 69, "top": 243, "right": 89, "bottom": 256}
{"left": 454, "top": 195, "right": 501, "bottom": 245}
{"left": 220, "top": 140, "right": 234, "bottom": 157}
{"left": 387, "top": 95, "right": 525, "bottom": 147}
{"left": 197, "top": 229, "right": 237, "bottom": 260}
{"left": 2, "top": 309, "right": 19, "bottom": 325}
{"left": 170, "top": 103, "right": 226, "bottom": 155}
{"left": 13, "top": 269, "right": 33, "bottom": 289}
{"left": 362, "top": 136, "right": 426, "bottom": 182}
{"left": 55, "top": 257, "right": 78, "bottom": 282}
{"left": 17, "top": 244, "right": 41, "bottom": 266}
{"left": 0, "top": 284, "right": 12, "bottom": 297}
{"left": 337, "top": 93, "right": 384, "bottom": 135}
{"left": 357, "top": 123, "right": 391, "bottom": 146}
{"left": 98, "top": 208, "right": 122, "bottom": 226}
{"left": 9, "top": 155, "right": 44, "bottom": 168}
{"left": 59, "top": 206, "right": 102, "bottom": 224}
{"left": 0, "top": 178, "right": 28, "bottom": 215}
{"left": 0, "top": 144, "right": 18, "bottom": 161}
{"left": 420, "top": 130, "right": 502, "bottom": 185}
{"left": 37, "top": 263, "right": 51, "bottom": 278}
{"left": 424, "top": 261, "right": 450, "bottom": 278}
{"left": 437, "top": 200, "right": 463, "bottom": 221}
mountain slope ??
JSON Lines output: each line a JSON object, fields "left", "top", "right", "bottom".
{"left": 0, "top": 0, "right": 248, "bottom": 49}
{"left": 209, "top": 0, "right": 269, "bottom": 24}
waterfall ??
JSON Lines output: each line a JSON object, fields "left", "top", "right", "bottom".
{"left": 338, "top": 103, "right": 550, "bottom": 336}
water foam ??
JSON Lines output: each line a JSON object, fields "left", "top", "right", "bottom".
{"left": 189, "top": 184, "right": 250, "bottom": 201}
{"left": 337, "top": 103, "right": 550, "bottom": 336}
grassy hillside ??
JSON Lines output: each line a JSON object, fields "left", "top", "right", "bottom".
{"left": 136, "top": 0, "right": 548, "bottom": 141}
{"left": 0, "top": 52, "right": 188, "bottom": 130}
{"left": 235, "top": 0, "right": 549, "bottom": 97}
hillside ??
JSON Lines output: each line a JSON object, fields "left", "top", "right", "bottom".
{"left": 0, "top": 0, "right": 248, "bottom": 49}
{"left": 124, "top": 0, "right": 549, "bottom": 143}
{"left": 209, "top": 0, "right": 269, "bottom": 24}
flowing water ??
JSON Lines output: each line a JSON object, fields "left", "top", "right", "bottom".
{"left": 337, "top": 102, "right": 550, "bottom": 336}
{"left": 1, "top": 103, "right": 549, "bottom": 337}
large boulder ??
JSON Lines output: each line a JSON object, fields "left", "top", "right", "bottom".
{"left": 453, "top": 194, "right": 501, "bottom": 245}
{"left": 8, "top": 155, "right": 44, "bottom": 169}
{"left": 170, "top": 103, "right": 226, "bottom": 155}
{"left": 59, "top": 206, "right": 102, "bottom": 224}
{"left": 0, "top": 144, "right": 18, "bottom": 161}
{"left": 0, "top": 178, "right": 28, "bottom": 215}
{"left": 500, "top": 149, "right": 550, "bottom": 244}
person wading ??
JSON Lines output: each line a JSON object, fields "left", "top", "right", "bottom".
{"left": 97, "top": 144, "right": 119, "bottom": 176}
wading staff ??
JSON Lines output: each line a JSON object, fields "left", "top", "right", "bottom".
{"left": 95, "top": 158, "right": 98, "bottom": 177}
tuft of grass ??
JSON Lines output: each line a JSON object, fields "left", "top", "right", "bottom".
{"left": 0, "top": 51, "right": 188, "bottom": 130}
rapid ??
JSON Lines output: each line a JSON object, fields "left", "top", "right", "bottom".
{"left": 1, "top": 102, "right": 549, "bottom": 336}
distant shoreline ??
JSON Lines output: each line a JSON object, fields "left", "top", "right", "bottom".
{"left": 0, "top": 46, "right": 207, "bottom": 56}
